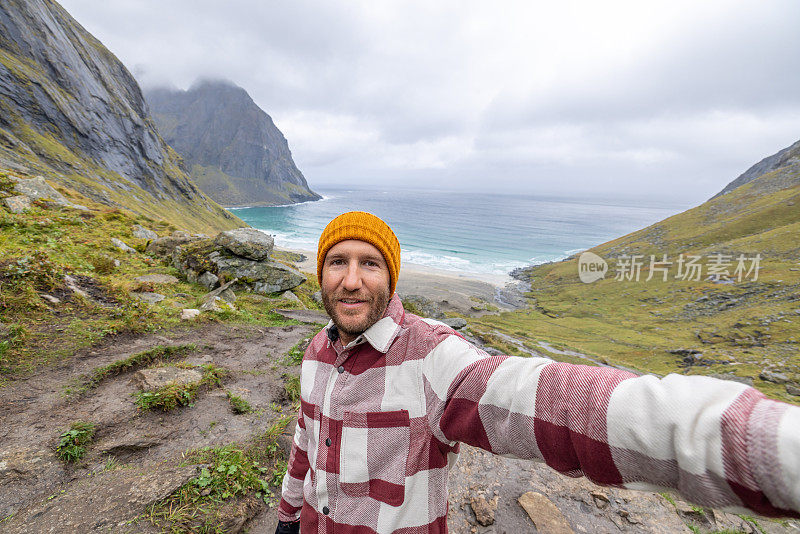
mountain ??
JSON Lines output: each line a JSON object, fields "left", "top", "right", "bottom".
{"left": 145, "top": 80, "right": 321, "bottom": 207}
{"left": 0, "top": 0, "right": 241, "bottom": 232}
{"left": 712, "top": 138, "right": 800, "bottom": 199}
{"left": 481, "top": 138, "right": 800, "bottom": 403}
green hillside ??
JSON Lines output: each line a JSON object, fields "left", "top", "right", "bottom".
{"left": 475, "top": 163, "right": 800, "bottom": 404}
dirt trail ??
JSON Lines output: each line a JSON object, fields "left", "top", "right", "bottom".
{"left": 0, "top": 320, "right": 318, "bottom": 532}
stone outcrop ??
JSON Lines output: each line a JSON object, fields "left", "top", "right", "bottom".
{"left": 150, "top": 229, "right": 306, "bottom": 295}
{"left": 214, "top": 228, "right": 274, "bottom": 260}
{"left": 145, "top": 80, "right": 321, "bottom": 207}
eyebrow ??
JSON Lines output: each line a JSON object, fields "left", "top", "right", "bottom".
{"left": 327, "top": 252, "right": 385, "bottom": 263}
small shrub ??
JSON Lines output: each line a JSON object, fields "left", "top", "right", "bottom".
{"left": 226, "top": 391, "right": 253, "bottom": 414}
{"left": 134, "top": 383, "right": 197, "bottom": 411}
{"left": 90, "top": 255, "right": 117, "bottom": 275}
{"left": 199, "top": 363, "right": 227, "bottom": 387}
{"left": 56, "top": 421, "right": 95, "bottom": 462}
{"left": 284, "top": 340, "right": 306, "bottom": 365}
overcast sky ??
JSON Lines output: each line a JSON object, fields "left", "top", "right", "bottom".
{"left": 59, "top": 0, "right": 800, "bottom": 205}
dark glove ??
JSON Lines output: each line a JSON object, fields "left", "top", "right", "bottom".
{"left": 275, "top": 520, "right": 300, "bottom": 534}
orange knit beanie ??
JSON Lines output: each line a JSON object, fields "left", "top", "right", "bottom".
{"left": 317, "top": 211, "right": 401, "bottom": 295}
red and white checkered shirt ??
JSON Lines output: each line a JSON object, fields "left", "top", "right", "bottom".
{"left": 278, "top": 294, "right": 800, "bottom": 532}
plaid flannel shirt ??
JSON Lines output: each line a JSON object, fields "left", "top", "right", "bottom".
{"left": 278, "top": 294, "right": 800, "bottom": 532}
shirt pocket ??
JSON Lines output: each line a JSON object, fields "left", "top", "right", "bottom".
{"left": 339, "top": 409, "right": 410, "bottom": 507}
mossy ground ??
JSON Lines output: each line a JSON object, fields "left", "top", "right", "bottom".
{"left": 0, "top": 172, "right": 321, "bottom": 385}
{"left": 477, "top": 176, "right": 800, "bottom": 404}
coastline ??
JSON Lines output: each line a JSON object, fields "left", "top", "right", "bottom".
{"left": 283, "top": 247, "right": 514, "bottom": 315}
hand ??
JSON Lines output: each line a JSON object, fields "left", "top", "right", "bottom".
{"left": 275, "top": 520, "right": 300, "bottom": 534}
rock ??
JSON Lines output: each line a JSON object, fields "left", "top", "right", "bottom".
{"left": 131, "top": 292, "right": 166, "bottom": 304}
{"left": 40, "top": 294, "right": 60, "bottom": 304}
{"left": 131, "top": 367, "right": 203, "bottom": 391}
{"left": 202, "top": 279, "right": 237, "bottom": 304}
{"left": 668, "top": 348, "right": 703, "bottom": 356}
{"left": 517, "top": 491, "right": 574, "bottom": 534}
{"left": 709, "top": 373, "right": 754, "bottom": 386}
{"left": 6, "top": 176, "right": 86, "bottom": 210}
{"left": 787, "top": 384, "right": 800, "bottom": 396}
{"left": 98, "top": 436, "right": 164, "bottom": 459}
{"left": 312, "top": 291, "right": 323, "bottom": 305}
{"left": 590, "top": 490, "right": 609, "bottom": 509}
{"left": 214, "top": 228, "right": 274, "bottom": 260}
{"left": 442, "top": 317, "right": 468, "bottom": 330}
{"left": 132, "top": 224, "right": 158, "bottom": 240}
{"left": 215, "top": 494, "right": 264, "bottom": 533}
{"left": 760, "top": 370, "right": 789, "bottom": 384}
{"left": 281, "top": 290, "right": 303, "bottom": 305}
{"left": 63, "top": 274, "right": 89, "bottom": 299}
{"left": 209, "top": 254, "right": 306, "bottom": 294}
{"left": 111, "top": 237, "right": 136, "bottom": 253}
{"left": 3, "top": 194, "right": 31, "bottom": 213}
{"left": 181, "top": 309, "right": 201, "bottom": 321}
{"left": 273, "top": 309, "right": 329, "bottom": 324}
{"left": 198, "top": 271, "right": 219, "bottom": 290}
{"left": 469, "top": 495, "right": 497, "bottom": 526}
{"left": 200, "top": 296, "right": 236, "bottom": 313}
{"left": 134, "top": 274, "right": 180, "bottom": 284}
{"left": 0, "top": 464, "right": 198, "bottom": 534}
{"left": 146, "top": 233, "right": 201, "bottom": 257}
{"left": 401, "top": 294, "right": 446, "bottom": 319}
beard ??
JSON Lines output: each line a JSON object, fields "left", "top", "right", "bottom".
{"left": 322, "top": 287, "right": 391, "bottom": 339}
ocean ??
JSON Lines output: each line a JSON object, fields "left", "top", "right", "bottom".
{"left": 230, "top": 185, "right": 691, "bottom": 277}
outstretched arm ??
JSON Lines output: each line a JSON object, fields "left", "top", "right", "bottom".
{"left": 422, "top": 334, "right": 800, "bottom": 517}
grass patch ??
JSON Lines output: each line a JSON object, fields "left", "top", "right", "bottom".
{"left": 65, "top": 344, "right": 197, "bottom": 397}
{"left": 226, "top": 391, "right": 253, "bottom": 414}
{"left": 284, "top": 338, "right": 308, "bottom": 365}
{"left": 283, "top": 374, "right": 301, "bottom": 403}
{"left": 146, "top": 416, "right": 291, "bottom": 532}
{"left": 56, "top": 421, "right": 95, "bottom": 462}
{"left": 134, "top": 383, "right": 198, "bottom": 411}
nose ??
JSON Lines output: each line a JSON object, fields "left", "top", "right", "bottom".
{"left": 342, "top": 261, "right": 362, "bottom": 291}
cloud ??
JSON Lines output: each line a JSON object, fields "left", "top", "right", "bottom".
{"left": 58, "top": 0, "right": 800, "bottom": 204}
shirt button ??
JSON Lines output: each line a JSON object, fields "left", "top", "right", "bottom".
{"left": 325, "top": 438, "right": 332, "bottom": 446}
{"left": 337, "top": 365, "right": 345, "bottom": 374}
{"left": 322, "top": 506, "right": 330, "bottom": 515}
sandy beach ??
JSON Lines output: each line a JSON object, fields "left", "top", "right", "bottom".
{"left": 286, "top": 248, "right": 518, "bottom": 316}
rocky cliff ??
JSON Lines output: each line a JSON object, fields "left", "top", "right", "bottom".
{"left": 0, "top": 0, "right": 241, "bottom": 232}
{"left": 712, "top": 138, "right": 800, "bottom": 199}
{"left": 145, "top": 80, "right": 321, "bottom": 207}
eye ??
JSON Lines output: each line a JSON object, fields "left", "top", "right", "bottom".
{"left": 363, "top": 259, "right": 379, "bottom": 267}
{"left": 329, "top": 258, "right": 345, "bottom": 266}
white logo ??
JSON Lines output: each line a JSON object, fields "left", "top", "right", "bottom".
{"left": 578, "top": 252, "right": 607, "bottom": 283}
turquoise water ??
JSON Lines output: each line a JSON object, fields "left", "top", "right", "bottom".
{"left": 231, "top": 185, "right": 690, "bottom": 276}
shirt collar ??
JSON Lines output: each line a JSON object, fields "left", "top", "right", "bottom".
{"left": 325, "top": 293, "right": 405, "bottom": 353}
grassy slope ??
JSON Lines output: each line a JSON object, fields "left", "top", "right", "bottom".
{"left": 475, "top": 168, "right": 800, "bottom": 403}
{"left": 189, "top": 164, "right": 309, "bottom": 207}
{"left": 0, "top": 48, "right": 244, "bottom": 234}
{"left": 0, "top": 171, "right": 321, "bottom": 382}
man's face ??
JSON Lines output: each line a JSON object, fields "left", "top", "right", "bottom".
{"left": 321, "top": 239, "right": 391, "bottom": 344}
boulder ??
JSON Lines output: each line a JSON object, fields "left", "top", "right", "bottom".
{"left": 214, "top": 228, "right": 274, "bottom": 260}
{"left": 202, "top": 279, "right": 237, "bottom": 304}
{"left": 7, "top": 176, "right": 87, "bottom": 210}
{"left": 198, "top": 271, "right": 219, "bottom": 290}
{"left": 134, "top": 274, "right": 180, "bottom": 284}
{"left": 760, "top": 370, "right": 789, "bottom": 384}
{"left": 131, "top": 366, "right": 203, "bottom": 391}
{"left": 401, "top": 294, "right": 445, "bottom": 319}
{"left": 3, "top": 195, "right": 31, "bottom": 213}
{"left": 281, "top": 290, "right": 303, "bottom": 305}
{"left": 130, "top": 292, "right": 165, "bottom": 304}
{"left": 132, "top": 224, "right": 158, "bottom": 240}
{"left": 180, "top": 308, "right": 201, "bottom": 321}
{"left": 200, "top": 296, "right": 236, "bottom": 313}
{"left": 146, "top": 232, "right": 201, "bottom": 257}
{"left": 442, "top": 317, "right": 467, "bottom": 330}
{"left": 787, "top": 384, "right": 800, "bottom": 396}
{"left": 111, "top": 237, "right": 136, "bottom": 253}
{"left": 209, "top": 255, "right": 306, "bottom": 294}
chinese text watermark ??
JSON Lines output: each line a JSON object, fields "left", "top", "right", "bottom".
{"left": 578, "top": 252, "right": 762, "bottom": 283}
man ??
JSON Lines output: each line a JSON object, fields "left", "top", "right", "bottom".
{"left": 277, "top": 211, "right": 800, "bottom": 533}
